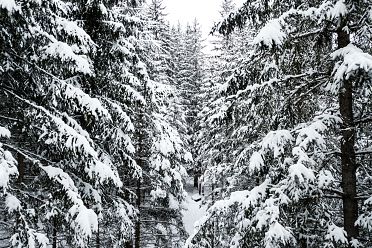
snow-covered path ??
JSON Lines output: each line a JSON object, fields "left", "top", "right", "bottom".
{"left": 182, "top": 178, "right": 207, "bottom": 235}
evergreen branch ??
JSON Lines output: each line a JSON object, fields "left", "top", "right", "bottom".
{"left": 288, "top": 28, "right": 324, "bottom": 40}
{"left": 349, "top": 7, "right": 372, "bottom": 31}
{"left": 2, "top": 144, "right": 53, "bottom": 165}
{"left": 0, "top": 221, "right": 10, "bottom": 227}
{"left": 140, "top": 219, "right": 186, "bottom": 231}
{"left": 355, "top": 116, "right": 372, "bottom": 125}
{"left": 356, "top": 150, "right": 372, "bottom": 156}
{"left": 0, "top": 114, "right": 21, "bottom": 122}
{"left": 13, "top": 188, "right": 49, "bottom": 204}
{"left": 323, "top": 188, "right": 344, "bottom": 196}
{"left": 322, "top": 194, "right": 342, "bottom": 199}
{"left": 7, "top": 48, "right": 65, "bottom": 83}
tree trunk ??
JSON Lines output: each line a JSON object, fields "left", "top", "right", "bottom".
{"left": 193, "top": 173, "right": 198, "bottom": 188}
{"left": 96, "top": 223, "right": 100, "bottom": 248}
{"left": 124, "top": 241, "right": 132, "bottom": 248}
{"left": 135, "top": 179, "right": 141, "bottom": 248}
{"left": 337, "top": 26, "right": 359, "bottom": 241}
{"left": 17, "top": 152, "right": 25, "bottom": 183}
{"left": 52, "top": 218, "right": 57, "bottom": 248}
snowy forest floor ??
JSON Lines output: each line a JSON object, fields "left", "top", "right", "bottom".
{"left": 182, "top": 177, "right": 207, "bottom": 235}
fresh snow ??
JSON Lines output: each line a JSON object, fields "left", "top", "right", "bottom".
{"left": 249, "top": 151, "right": 264, "bottom": 173}
{"left": 58, "top": 81, "right": 111, "bottom": 120}
{"left": 150, "top": 187, "right": 167, "bottom": 200}
{"left": 328, "top": 0, "right": 348, "bottom": 19}
{"left": 261, "top": 130, "right": 294, "bottom": 158}
{"left": 326, "top": 224, "right": 348, "bottom": 244}
{"left": 318, "top": 170, "right": 335, "bottom": 188}
{"left": 0, "top": 0, "right": 19, "bottom": 13}
{"left": 264, "top": 222, "right": 294, "bottom": 246}
{"left": 288, "top": 162, "right": 315, "bottom": 183}
{"left": 252, "top": 19, "right": 286, "bottom": 48}
{"left": 182, "top": 178, "right": 207, "bottom": 235}
{"left": 5, "top": 194, "right": 21, "bottom": 213}
{"left": 56, "top": 18, "right": 93, "bottom": 46}
{"left": 184, "top": 151, "right": 193, "bottom": 162}
{"left": 331, "top": 44, "right": 372, "bottom": 84}
{"left": 0, "top": 126, "right": 11, "bottom": 138}
{"left": 0, "top": 127, "right": 18, "bottom": 193}
{"left": 0, "top": 149, "right": 18, "bottom": 192}
{"left": 73, "top": 207, "right": 99, "bottom": 238}
{"left": 42, "top": 41, "right": 93, "bottom": 74}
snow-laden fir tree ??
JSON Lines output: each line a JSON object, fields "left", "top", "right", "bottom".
{"left": 0, "top": 1, "right": 135, "bottom": 247}
{"left": 129, "top": 2, "right": 194, "bottom": 247}
{"left": 187, "top": 1, "right": 372, "bottom": 248}
{"left": 174, "top": 20, "right": 205, "bottom": 184}
{"left": 195, "top": 0, "right": 255, "bottom": 203}
{"left": 0, "top": 0, "right": 190, "bottom": 247}
{"left": 78, "top": 1, "right": 191, "bottom": 247}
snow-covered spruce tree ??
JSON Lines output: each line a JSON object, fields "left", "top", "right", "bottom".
{"left": 87, "top": 1, "right": 191, "bottom": 247}
{"left": 130, "top": 1, "right": 191, "bottom": 247}
{"left": 182, "top": 21, "right": 204, "bottom": 133}
{"left": 146, "top": 0, "right": 189, "bottom": 139}
{"left": 1, "top": 0, "right": 191, "bottom": 247}
{"left": 0, "top": 1, "right": 137, "bottom": 247}
{"left": 195, "top": 0, "right": 255, "bottom": 204}
{"left": 145, "top": 0, "right": 188, "bottom": 139}
{"left": 72, "top": 1, "right": 149, "bottom": 246}
{"left": 187, "top": 1, "right": 372, "bottom": 248}
{"left": 167, "top": 23, "right": 190, "bottom": 140}
{"left": 174, "top": 21, "right": 205, "bottom": 184}
{"left": 210, "top": 0, "right": 253, "bottom": 70}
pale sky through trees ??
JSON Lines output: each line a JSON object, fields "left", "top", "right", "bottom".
{"left": 162, "top": 0, "right": 245, "bottom": 37}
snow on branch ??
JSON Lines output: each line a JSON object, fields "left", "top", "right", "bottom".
{"left": 111, "top": 82, "right": 146, "bottom": 104}
{"left": 325, "top": 223, "right": 348, "bottom": 244}
{"left": 5, "top": 89, "right": 122, "bottom": 187}
{"left": 152, "top": 113, "right": 185, "bottom": 157}
{"left": 60, "top": 112, "right": 93, "bottom": 143}
{"left": 0, "top": 126, "right": 18, "bottom": 194}
{"left": 101, "top": 97, "right": 135, "bottom": 132}
{"left": 261, "top": 130, "right": 294, "bottom": 158}
{"left": 41, "top": 165, "right": 99, "bottom": 244}
{"left": 9, "top": 52, "right": 111, "bottom": 122}
{"left": 0, "top": 147, "right": 18, "bottom": 194}
{"left": 252, "top": 19, "right": 286, "bottom": 48}
{"left": 56, "top": 18, "right": 94, "bottom": 47}
{"left": 0, "top": 0, "right": 20, "bottom": 13}
{"left": 53, "top": 81, "right": 112, "bottom": 120}
{"left": 186, "top": 180, "right": 273, "bottom": 247}
{"left": 0, "top": 126, "right": 11, "bottom": 138}
{"left": 264, "top": 221, "right": 295, "bottom": 247}
{"left": 249, "top": 151, "right": 264, "bottom": 173}
{"left": 42, "top": 41, "right": 93, "bottom": 75}
{"left": 331, "top": 44, "right": 372, "bottom": 84}
{"left": 356, "top": 195, "right": 372, "bottom": 232}
{"left": 9, "top": 208, "right": 50, "bottom": 248}
{"left": 327, "top": 0, "right": 348, "bottom": 20}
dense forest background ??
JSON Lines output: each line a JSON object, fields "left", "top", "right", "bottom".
{"left": 1, "top": 0, "right": 372, "bottom": 247}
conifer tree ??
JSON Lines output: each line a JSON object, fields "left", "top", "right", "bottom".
{"left": 123, "top": 1, "right": 191, "bottom": 247}
{"left": 174, "top": 20, "right": 205, "bottom": 184}
{"left": 0, "top": 1, "right": 190, "bottom": 247}
{"left": 0, "top": 1, "right": 134, "bottom": 247}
